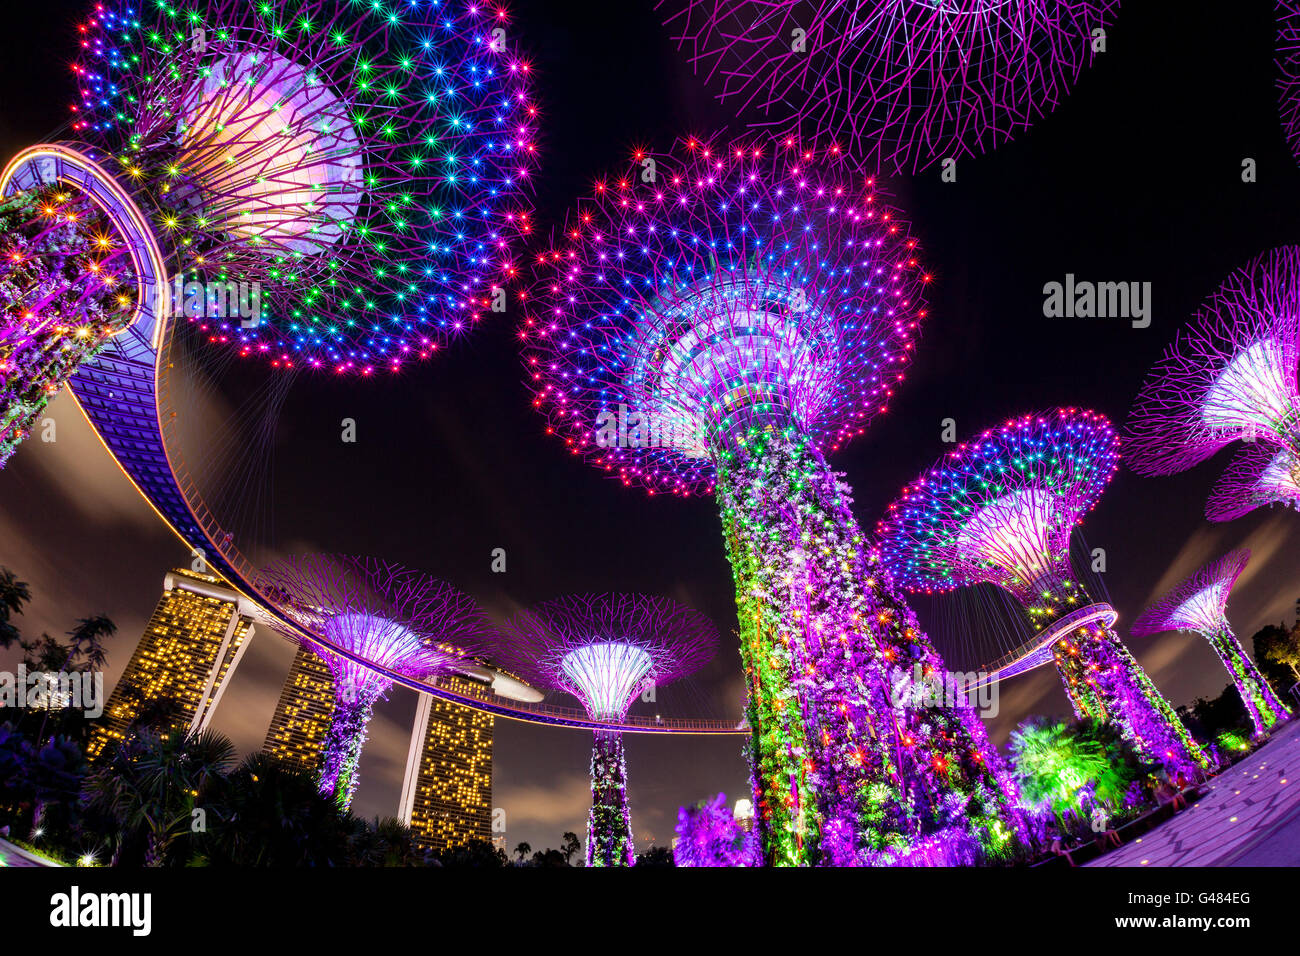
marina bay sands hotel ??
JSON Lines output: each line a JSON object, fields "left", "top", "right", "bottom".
{"left": 86, "top": 567, "right": 494, "bottom": 853}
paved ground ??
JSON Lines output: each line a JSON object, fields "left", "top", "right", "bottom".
{"left": 0, "top": 836, "right": 60, "bottom": 868}
{"left": 1088, "top": 718, "right": 1300, "bottom": 867}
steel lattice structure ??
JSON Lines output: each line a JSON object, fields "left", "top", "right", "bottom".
{"left": 1277, "top": 1, "right": 1300, "bottom": 164}
{"left": 256, "top": 554, "right": 496, "bottom": 808}
{"left": 499, "top": 594, "right": 717, "bottom": 866}
{"left": 1131, "top": 549, "right": 1291, "bottom": 736}
{"left": 2, "top": 0, "right": 537, "bottom": 467}
{"left": 1206, "top": 443, "right": 1300, "bottom": 521}
{"left": 524, "top": 139, "right": 1027, "bottom": 867}
{"left": 877, "top": 408, "right": 1209, "bottom": 776}
{"left": 72, "top": 0, "right": 538, "bottom": 373}
{"left": 659, "top": 0, "right": 1118, "bottom": 174}
{"left": 1128, "top": 246, "right": 1300, "bottom": 477}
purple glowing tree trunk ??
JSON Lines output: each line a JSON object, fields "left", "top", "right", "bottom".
{"left": 1132, "top": 550, "right": 1291, "bottom": 737}
{"left": 257, "top": 554, "right": 496, "bottom": 809}
{"left": 588, "top": 730, "right": 634, "bottom": 867}
{"left": 1, "top": 186, "right": 137, "bottom": 466}
{"left": 524, "top": 141, "right": 1027, "bottom": 866}
{"left": 660, "top": 0, "right": 1118, "bottom": 174}
{"left": 878, "top": 408, "right": 1210, "bottom": 778}
{"left": 500, "top": 594, "right": 716, "bottom": 867}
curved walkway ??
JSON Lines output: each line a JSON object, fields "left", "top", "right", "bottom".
{"left": 1088, "top": 718, "right": 1300, "bottom": 867}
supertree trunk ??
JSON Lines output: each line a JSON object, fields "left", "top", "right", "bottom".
{"left": 1053, "top": 634, "right": 1108, "bottom": 719}
{"left": 0, "top": 184, "right": 135, "bottom": 467}
{"left": 587, "top": 730, "right": 634, "bottom": 867}
{"left": 318, "top": 685, "right": 382, "bottom": 810}
{"left": 1206, "top": 624, "right": 1291, "bottom": 735}
{"left": 716, "top": 429, "right": 1025, "bottom": 866}
{"left": 1074, "top": 623, "right": 1209, "bottom": 775}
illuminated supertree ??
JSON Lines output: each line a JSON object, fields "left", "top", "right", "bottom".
{"left": 876, "top": 408, "right": 1210, "bottom": 777}
{"left": 256, "top": 554, "right": 496, "bottom": 808}
{"left": 660, "top": 0, "right": 1118, "bottom": 174}
{"left": 1127, "top": 246, "right": 1300, "bottom": 479}
{"left": 523, "top": 140, "right": 1026, "bottom": 867}
{"left": 1, "top": 0, "right": 537, "bottom": 466}
{"left": 1206, "top": 443, "right": 1300, "bottom": 521}
{"left": 1131, "top": 549, "right": 1291, "bottom": 736}
{"left": 499, "top": 594, "right": 717, "bottom": 867}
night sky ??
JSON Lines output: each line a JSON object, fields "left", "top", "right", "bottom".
{"left": 3, "top": 1, "right": 1300, "bottom": 856}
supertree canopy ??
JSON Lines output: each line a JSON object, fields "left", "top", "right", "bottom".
{"left": 1127, "top": 246, "right": 1300, "bottom": 478}
{"left": 877, "top": 408, "right": 1210, "bottom": 777}
{"left": 659, "top": 0, "right": 1118, "bottom": 174}
{"left": 1277, "top": 0, "right": 1300, "bottom": 164}
{"left": 1206, "top": 443, "right": 1300, "bottom": 521}
{"left": 523, "top": 139, "right": 1027, "bottom": 867}
{"left": 256, "top": 553, "right": 496, "bottom": 808}
{"left": 1131, "top": 549, "right": 1291, "bottom": 736}
{"left": 499, "top": 594, "right": 717, "bottom": 867}
{"left": 1, "top": 0, "right": 537, "bottom": 466}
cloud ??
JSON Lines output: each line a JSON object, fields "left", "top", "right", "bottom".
{"left": 496, "top": 772, "right": 591, "bottom": 829}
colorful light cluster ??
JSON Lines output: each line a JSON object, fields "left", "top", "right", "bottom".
{"left": 1, "top": 185, "right": 137, "bottom": 467}
{"left": 70, "top": 0, "right": 538, "bottom": 374}
{"left": 1128, "top": 246, "right": 1300, "bottom": 476}
{"left": 500, "top": 593, "right": 717, "bottom": 866}
{"left": 1206, "top": 443, "right": 1300, "bottom": 521}
{"left": 522, "top": 139, "right": 928, "bottom": 496}
{"left": 524, "top": 141, "right": 1027, "bottom": 866}
{"left": 877, "top": 408, "right": 1118, "bottom": 606}
{"left": 660, "top": 0, "right": 1118, "bottom": 174}
{"left": 877, "top": 408, "right": 1209, "bottom": 777}
{"left": 256, "top": 554, "right": 495, "bottom": 808}
{"left": 673, "top": 792, "right": 760, "bottom": 867}
{"left": 1131, "top": 549, "right": 1291, "bottom": 736}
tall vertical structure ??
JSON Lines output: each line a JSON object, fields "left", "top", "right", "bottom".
{"left": 256, "top": 554, "right": 495, "bottom": 808}
{"left": 398, "top": 677, "right": 494, "bottom": 853}
{"left": 87, "top": 567, "right": 257, "bottom": 760}
{"left": 876, "top": 408, "right": 1210, "bottom": 777}
{"left": 261, "top": 646, "right": 336, "bottom": 775}
{"left": 523, "top": 140, "right": 1026, "bottom": 866}
{"left": 498, "top": 594, "right": 716, "bottom": 867}
{"left": 1131, "top": 549, "right": 1291, "bottom": 737}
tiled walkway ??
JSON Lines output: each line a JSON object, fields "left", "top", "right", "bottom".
{"left": 1088, "top": 718, "right": 1300, "bottom": 867}
{"left": 0, "top": 837, "right": 60, "bottom": 868}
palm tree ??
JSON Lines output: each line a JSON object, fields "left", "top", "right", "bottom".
{"left": 83, "top": 728, "right": 234, "bottom": 866}
{"left": 0, "top": 568, "right": 30, "bottom": 650}
{"left": 20, "top": 735, "right": 85, "bottom": 841}
{"left": 513, "top": 841, "right": 531, "bottom": 863}
{"left": 196, "top": 753, "right": 356, "bottom": 866}
{"left": 63, "top": 616, "right": 114, "bottom": 671}
{"left": 560, "top": 831, "right": 581, "bottom": 865}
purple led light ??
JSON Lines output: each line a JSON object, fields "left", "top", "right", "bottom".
{"left": 660, "top": 0, "right": 1118, "bottom": 174}
{"left": 1131, "top": 549, "right": 1292, "bottom": 736}
{"left": 1128, "top": 246, "right": 1300, "bottom": 476}
{"left": 256, "top": 554, "right": 495, "bottom": 807}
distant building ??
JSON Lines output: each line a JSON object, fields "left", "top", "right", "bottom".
{"left": 261, "top": 645, "right": 336, "bottom": 775}
{"left": 398, "top": 676, "right": 493, "bottom": 852}
{"left": 87, "top": 567, "right": 257, "bottom": 761}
